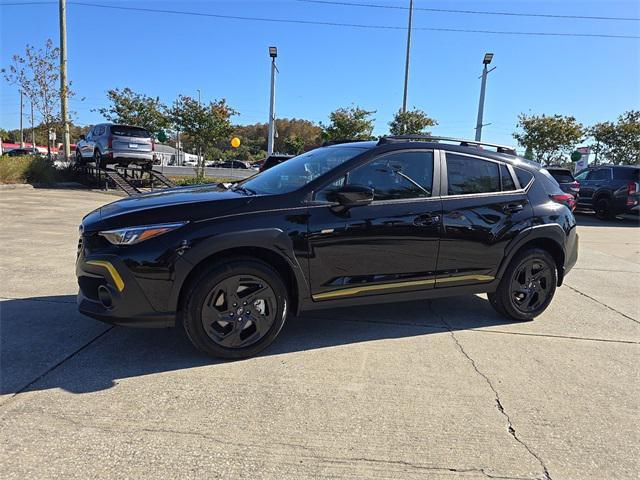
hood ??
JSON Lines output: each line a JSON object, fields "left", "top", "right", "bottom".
{"left": 83, "top": 184, "right": 252, "bottom": 231}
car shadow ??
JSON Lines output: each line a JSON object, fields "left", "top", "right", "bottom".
{"left": 1, "top": 293, "right": 517, "bottom": 398}
{"left": 574, "top": 210, "right": 639, "bottom": 228}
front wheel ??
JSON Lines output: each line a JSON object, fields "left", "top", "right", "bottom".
{"left": 75, "top": 149, "right": 85, "bottom": 166}
{"left": 182, "top": 259, "right": 289, "bottom": 359}
{"left": 488, "top": 248, "right": 557, "bottom": 321}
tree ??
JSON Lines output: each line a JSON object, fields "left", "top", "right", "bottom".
{"left": 513, "top": 114, "right": 584, "bottom": 165}
{"left": 283, "top": 135, "right": 305, "bottom": 155}
{"left": 170, "top": 95, "right": 237, "bottom": 176}
{"left": 321, "top": 106, "right": 375, "bottom": 141}
{"left": 2, "top": 39, "right": 77, "bottom": 158}
{"left": 389, "top": 108, "right": 437, "bottom": 135}
{"left": 97, "top": 87, "right": 169, "bottom": 136}
{"left": 589, "top": 110, "right": 640, "bottom": 165}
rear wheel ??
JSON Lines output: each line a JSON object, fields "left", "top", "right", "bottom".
{"left": 488, "top": 248, "right": 557, "bottom": 321}
{"left": 594, "top": 197, "right": 615, "bottom": 220}
{"left": 182, "top": 259, "right": 288, "bottom": 359}
{"left": 94, "top": 150, "right": 107, "bottom": 169}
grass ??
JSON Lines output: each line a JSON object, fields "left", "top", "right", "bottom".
{"left": 168, "top": 175, "right": 236, "bottom": 186}
{"left": 0, "top": 156, "right": 77, "bottom": 185}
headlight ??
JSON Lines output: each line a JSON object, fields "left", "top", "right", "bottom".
{"left": 99, "top": 222, "right": 187, "bottom": 246}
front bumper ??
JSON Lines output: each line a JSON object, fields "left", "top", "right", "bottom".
{"left": 76, "top": 256, "right": 175, "bottom": 328}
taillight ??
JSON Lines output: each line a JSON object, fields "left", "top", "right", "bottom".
{"left": 551, "top": 193, "right": 576, "bottom": 211}
{"left": 627, "top": 182, "right": 638, "bottom": 206}
{"left": 571, "top": 181, "right": 580, "bottom": 190}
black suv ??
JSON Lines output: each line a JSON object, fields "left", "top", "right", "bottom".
{"left": 76, "top": 136, "right": 578, "bottom": 359}
{"left": 574, "top": 165, "right": 640, "bottom": 219}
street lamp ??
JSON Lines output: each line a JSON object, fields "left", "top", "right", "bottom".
{"left": 475, "top": 52, "right": 496, "bottom": 141}
{"left": 267, "top": 46, "right": 278, "bottom": 156}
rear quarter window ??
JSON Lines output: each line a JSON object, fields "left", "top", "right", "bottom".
{"left": 613, "top": 168, "right": 639, "bottom": 181}
{"left": 514, "top": 168, "right": 534, "bottom": 189}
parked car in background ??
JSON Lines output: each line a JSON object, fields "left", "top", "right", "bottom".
{"left": 77, "top": 135, "right": 578, "bottom": 359}
{"left": 209, "top": 160, "right": 250, "bottom": 169}
{"left": 3, "top": 147, "right": 42, "bottom": 157}
{"left": 260, "top": 154, "right": 294, "bottom": 172}
{"left": 75, "top": 124, "right": 154, "bottom": 169}
{"left": 574, "top": 165, "right": 640, "bottom": 219}
{"left": 546, "top": 167, "right": 580, "bottom": 203}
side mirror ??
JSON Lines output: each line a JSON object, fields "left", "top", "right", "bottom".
{"left": 79, "top": 135, "right": 86, "bottom": 141}
{"left": 330, "top": 184, "right": 374, "bottom": 208}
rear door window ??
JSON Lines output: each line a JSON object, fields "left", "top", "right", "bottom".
{"left": 446, "top": 154, "right": 500, "bottom": 195}
{"left": 587, "top": 169, "right": 611, "bottom": 181}
{"left": 500, "top": 164, "right": 516, "bottom": 191}
{"left": 111, "top": 126, "right": 150, "bottom": 138}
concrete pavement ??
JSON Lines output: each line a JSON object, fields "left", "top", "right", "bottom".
{"left": 1, "top": 188, "right": 638, "bottom": 479}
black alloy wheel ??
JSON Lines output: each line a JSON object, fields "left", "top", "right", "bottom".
{"left": 488, "top": 248, "right": 557, "bottom": 321}
{"left": 94, "top": 150, "right": 106, "bottom": 169}
{"left": 594, "top": 198, "right": 614, "bottom": 220}
{"left": 201, "top": 274, "right": 277, "bottom": 349}
{"left": 182, "top": 259, "right": 288, "bottom": 359}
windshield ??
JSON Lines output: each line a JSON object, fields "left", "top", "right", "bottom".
{"left": 238, "top": 146, "right": 366, "bottom": 195}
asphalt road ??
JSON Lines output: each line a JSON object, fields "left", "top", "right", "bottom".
{"left": 1, "top": 187, "right": 638, "bottom": 479}
{"left": 154, "top": 165, "right": 255, "bottom": 179}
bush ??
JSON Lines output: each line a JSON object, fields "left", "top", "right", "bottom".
{"left": 0, "top": 155, "right": 75, "bottom": 185}
{"left": 169, "top": 175, "right": 235, "bottom": 186}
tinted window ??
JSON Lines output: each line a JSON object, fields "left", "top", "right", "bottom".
{"left": 547, "top": 169, "right": 574, "bottom": 183}
{"left": 347, "top": 151, "right": 434, "bottom": 201}
{"left": 447, "top": 154, "right": 500, "bottom": 195}
{"left": 111, "top": 126, "right": 150, "bottom": 138}
{"left": 241, "top": 146, "right": 364, "bottom": 195}
{"left": 574, "top": 170, "right": 589, "bottom": 181}
{"left": 96, "top": 125, "right": 105, "bottom": 135}
{"left": 500, "top": 164, "right": 516, "bottom": 190}
{"left": 515, "top": 168, "right": 534, "bottom": 189}
{"left": 613, "top": 168, "right": 639, "bottom": 181}
{"left": 588, "top": 169, "right": 610, "bottom": 181}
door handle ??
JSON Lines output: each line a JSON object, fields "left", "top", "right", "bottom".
{"left": 502, "top": 203, "right": 524, "bottom": 214}
{"left": 413, "top": 214, "right": 440, "bottom": 226}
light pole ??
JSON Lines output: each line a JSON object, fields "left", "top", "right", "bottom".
{"left": 19, "top": 90, "right": 24, "bottom": 147}
{"left": 401, "top": 0, "right": 414, "bottom": 115}
{"left": 267, "top": 46, "right": 278, "bottom": 156}
{"left": 196, "top": 89, "right": 202, "bottom": 175}
{"left": 475, "top": 53, "right": 495, "bottom": 141}
{"left": 59, "top": 0, "right": 70, "bottom": 161}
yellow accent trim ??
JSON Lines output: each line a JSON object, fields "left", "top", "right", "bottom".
{"left": 312, "top": 274, "right": 494, "bottom": 301}
{"left": 86, "top": 260, "right": 125, "bottom": 292}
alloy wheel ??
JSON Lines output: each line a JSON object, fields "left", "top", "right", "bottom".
{"left": 201, "top": 274, "right": 277, "bottom": 349}
{"left": 510, "top": 259, "right": 552, "bottom": 313}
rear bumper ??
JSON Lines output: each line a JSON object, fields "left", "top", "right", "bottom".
{"left": 561, "top": 230, "right": 579, "bottom": 284}
{"left": 106, "top": 150, "right": 154, "bottom": 163}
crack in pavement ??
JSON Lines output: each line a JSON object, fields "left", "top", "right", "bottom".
{"left": 429, "top": 302, "right": 553, "bottom": 480}
{"left": 564, "top": 284, "right": 639, "bottom": 325}
{"left": 21, "top": 412, "right": 538, "bottom": 480}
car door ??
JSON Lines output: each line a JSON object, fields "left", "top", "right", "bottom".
{"left": 437, "top": 152, "right": 533, "bottom": 288}
{"left": 80, "top": 127, "right": 94, "bottom": 158}
{"left": 306, "top": 149, "right": 442, "bottom": 301}
{"left": 578, "top": 168, "right": 611, "bottom": 206}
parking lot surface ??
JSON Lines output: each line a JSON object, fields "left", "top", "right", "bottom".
{"left": 1, "top": 187, "right": 638, "bottom": 479}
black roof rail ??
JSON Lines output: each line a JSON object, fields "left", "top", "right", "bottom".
{"left": 321, "top": 139, "right": 370, "bottom": 147}
{"left": 377, "top": 135, "right": 517, "bottom": 155}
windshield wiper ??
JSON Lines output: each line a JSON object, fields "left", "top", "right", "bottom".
{"left": 232, "top": 185, "right": 257, "bottom": 195}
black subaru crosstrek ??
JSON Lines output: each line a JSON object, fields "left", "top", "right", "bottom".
{"left": 77, "top": 136, "right": 579, "bottom": 359}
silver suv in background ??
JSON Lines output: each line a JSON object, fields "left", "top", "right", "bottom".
{"left": 75, "top": 123, "right": 154, "bottom": 169}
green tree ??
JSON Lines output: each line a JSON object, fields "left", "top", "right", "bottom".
{"left": 2, "top": 39, "right": 78, "bottom": 158}
{"left": 283, "top": 134, "right": 305, "bottom": 155}
{"left": 513, "top": 114, "right": 584, "bottom": 165}
{"left": 389, "top": 108, "right": 437, "bottom": 135}
{"left": 321, "top": 106, "right": 375, "bottom": 142}
{"left": 170, "top": 95, "right": 237, "bottom": 176}
{"left": 97, "top": 87, "right": 169, "bottom": 136}
{"left": 589, "top": 110, "right": 640, "bottom": 165}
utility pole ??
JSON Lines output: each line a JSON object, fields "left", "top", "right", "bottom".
{"left": 267, "top": 46, "right": 278, "bottom": 156}
{"left": 59, "top": 0, "right": 71, "bottom": 161}
{"left": 197, "top": 89, "right": 203, "bottom": 176}
{"left": 30, "top": 99, "right": 35, "bottom": 150}
{"left": 19, "top": 90, "right": 24, "bottom": 147}
{"left": 475, "top": 53, "right": 495, "bottom": 142}
{"left": 401, "top": 0, "right": 414, "bottom": 115}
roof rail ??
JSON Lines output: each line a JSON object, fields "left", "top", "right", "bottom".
{"left": 377, "top": 135, "right": 517, "bottom": 155}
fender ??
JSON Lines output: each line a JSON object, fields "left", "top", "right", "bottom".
{"left": 496, "top": 224, "right": 566, "bottom": 283}
{"left": 168, "top": 227, "right": 310, "bottom": 312}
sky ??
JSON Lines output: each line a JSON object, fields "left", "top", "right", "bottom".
{"left": 1, "top": 0, "right": 639, "bottom": 147}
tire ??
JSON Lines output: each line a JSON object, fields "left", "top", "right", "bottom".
{"left": 488, "top": 248, "right": 557, "bottom": 321}
{"left": 94, "top": 150, "right": 107, "bottom": 169}
{"left": 182, "top": 259, "right": 289, "bottom": 359}
{"left": 75, "top": 149, "right": 85, "bottom": 166}
{"left": 594, "top": 197, "right": 615, "bottom": 220}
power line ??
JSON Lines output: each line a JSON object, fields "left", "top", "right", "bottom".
{"left": 296, "top": 0, "right": 640, "bottom": 22}
{"left": 2, "top": 1, "right": 639, "bottom": 39}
